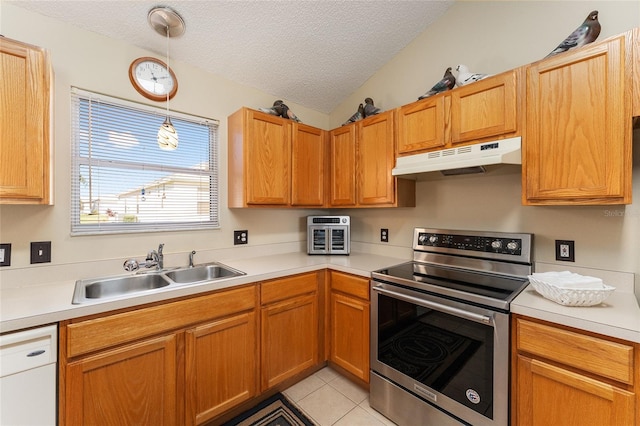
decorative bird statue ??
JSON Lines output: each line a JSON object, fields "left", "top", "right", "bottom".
{"left": 343, "top": 103, "right": 365, "bottom": 126}
{"left": 546, "top": 10, "right": 601, "bottom": 58}
{"left": 273, "top": 100, "right": 301, "bottom": 122}
{"left": 455, "top": 64, "right": 490, "bottom": 87}
{"left": 363, "top": 98, "right": 381, "bottom": 117}
{"left": 418, "top": 67, "right": 456, "bottom": 100}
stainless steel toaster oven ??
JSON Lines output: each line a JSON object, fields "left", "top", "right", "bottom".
{"left": 307, "top": 216, "right": 350, "bottom": 255}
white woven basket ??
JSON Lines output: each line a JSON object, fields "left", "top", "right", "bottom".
{"left": 528, "top": 277, "right": 615, "bottom": 307}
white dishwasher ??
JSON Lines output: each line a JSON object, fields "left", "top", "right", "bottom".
{"left": 0, "top": 324, "right": 57, "bottom": 425}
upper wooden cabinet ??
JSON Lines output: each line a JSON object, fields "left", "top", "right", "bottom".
{"left": 330, "top": 110, "right": 415, "bottom": 208}
{"left": 228, "top": 108, "right": 327, "bottom": 207}
{"left": 0, "top": 37, "right": 52, "bottom": 204}
{"left": 523, "top": 32, "right": 633, "bottom": 205}
{"left": 633, "top": 27, "right": 640, "bottom": 117}
{"left": 397, "top": 69, "right": 522, "bottom": 156}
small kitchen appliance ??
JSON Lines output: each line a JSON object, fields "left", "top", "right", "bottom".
{"left": 370, "top": 227, "right": 533, "bottom": 426}
{"left": 307, "top": 215, "right": 350, "bottom": 255}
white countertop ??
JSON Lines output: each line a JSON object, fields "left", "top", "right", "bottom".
{"left": 0, "top": 252, "right": 404, "bottom": 333}
{"left": 2, "top": 252, "right": 639, "bottom": 344}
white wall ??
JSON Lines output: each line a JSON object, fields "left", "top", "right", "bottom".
{"left": 1, "top": 1, "right": 639, "bottom": 299}
{"left": 0, "top": 2, "right": 329, "bottom": 272}
{"left": 329, "top": 1, "right": 640, "bottom": 298}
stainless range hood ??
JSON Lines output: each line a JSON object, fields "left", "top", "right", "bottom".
{"left": 392, "top": 136, "right": 522, "bottom": 176}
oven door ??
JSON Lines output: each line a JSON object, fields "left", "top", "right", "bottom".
{"left": 370, "top": 280, "right": 509, "bottom": 426}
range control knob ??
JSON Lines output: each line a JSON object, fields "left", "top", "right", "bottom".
{"left": 418, "top": 234, "right": 428, "bottom": 244}
{"left": 429, "top": 235, "right": 438, "bottom": 244}
{"left": 507, "top": 241, "right": 519, "bottom": 251}
{"left": 491, "top": 240, "right": 503, "bottom": 249}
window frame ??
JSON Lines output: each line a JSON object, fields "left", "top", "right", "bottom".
{"left": 70, "top": 88, "right": 220, "bottom": 236}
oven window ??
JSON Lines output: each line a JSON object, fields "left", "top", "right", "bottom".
{"left": 377, "top": 294, "right": 494, "bottom": 419}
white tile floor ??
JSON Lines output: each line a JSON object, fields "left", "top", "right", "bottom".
{"left": 283, "top": 367, "right": 397, "bottom": 426}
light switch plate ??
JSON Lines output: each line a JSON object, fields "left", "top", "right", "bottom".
{"left": 0, "top": 243, "right": 11, "bottom": 267}
{"left": 31, "top": 241, "right": 52, "bottom": 264}
{"left": 555, "top": 240, "right": 575, "bottom": 262}
{"left": 234, "top": 230, "right": 248, "bottom": 245}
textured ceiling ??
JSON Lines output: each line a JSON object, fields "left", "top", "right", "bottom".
{"left": 8, "top": 0, "right": 454, "bottom": 114}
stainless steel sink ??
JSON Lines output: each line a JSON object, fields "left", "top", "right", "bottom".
{"left": 72, "top": 262, "right": 245, "bottom": 304}
{"left": 164, "top": 263, "right": 244, "bottom": 284}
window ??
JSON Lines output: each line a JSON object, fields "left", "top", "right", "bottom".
{"left": 71, "top": 88, "right": 219, "bottom": 235}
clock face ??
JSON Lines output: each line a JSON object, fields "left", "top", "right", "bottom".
{"left": 129, "top": 57, "right": 178, "bottom": 101}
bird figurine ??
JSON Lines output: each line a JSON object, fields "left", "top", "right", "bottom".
{"left": 546, "top": 10, "right": 601, "bottom": 58}
{"left": 418, "top": 67, "right": 456, "bottom": 100}
{"left": 258, "top": 106, "right": 279, "bottom": 116}
{"left": 454, "top": 64, "right": 490, "bottom": 87}
{"left": 363, "top": 97, "right": 381, "bottom": 117}
{"left": 272, "top": 100, "right": 302, "bottom": 122}
{"left": 342, "top": 103, "right": 365, "bottom": 126}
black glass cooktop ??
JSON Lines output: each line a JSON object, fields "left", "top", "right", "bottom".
{"left": 373, "top": 261, "right": 529, "bottom": 307}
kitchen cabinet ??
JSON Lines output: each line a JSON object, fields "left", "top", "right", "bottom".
{"left": 185, "top": 311, "right": 257, "bottom": 425}
{"left": 397, "top": 69, "right": 521, "bottom": 155}
{"left": 329, "top": 271, "right": 370, "bottom": 383}
{"left": 60, "top": 285, "right": 258, "bottom": 426}
{"left": 228, "top": 107, "right": 327, "bottom": 207}
{"left": 511, "top": 315, "right": 638, "bottom": 426}
{"left": 260, "top": 272, "right": 320, "bottom": 391}
{"left": 523, "top": 31, "right": 633, "bottom": 205}
{"left": 633, "top": 27, "right": 640, "bottom": 117}
{"left": 330, "top": 110, "right": 415, "bottom": 207}
{"left": 0, "top": 37, "right": 52, "bottom": 205}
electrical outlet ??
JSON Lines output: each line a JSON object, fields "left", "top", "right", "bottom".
{"left": 381, "top": 228, "right": 389, "bottom": 243}
{"left": 234, "top": 230, "right": 248, "bottom": 245}
{"left": 0, "top": 243, "right": 11, "bottom": 267}
{"left": 31, "top": 241, "right": 52, "bottom": 264}
{"left": 555, "top": 240, "right": 575, "bottom": 262}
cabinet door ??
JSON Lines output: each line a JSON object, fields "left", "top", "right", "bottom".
{"left": 292, "top": 123, "right": 326, "bottom": 206}
{"left": 330, "top": 292, "right": 370, "bottom": 382}
{"left": 450, "top": 69, "right": 518, "bottom": 144}
{"left": 65, "top": 334, "right": 177, "bottom": 426}
{"left": 0, "top": 38, "right": 51, "bottom": 204}
{"left": 245, "top": 110, "right": 291, "bottom": 205}
{"left": 329, "top": 125, "right": 357, "bottom": 206}
{"left": 261, "top": 293, "right": 319, "bottom": 390}
{"left": 397, "top": 97, "right": 446, "bottom": 154}
{"left": 515, "top": 355, "right": 635, "bottom": 426}
{"left": 524, "top": 34, "right": 632, "bottom": 205}
{"left": 357, "top": 110, "right": 396, "bottom": 205}
{"left": 185, "top": 311, "right": 257, "bottom": 426}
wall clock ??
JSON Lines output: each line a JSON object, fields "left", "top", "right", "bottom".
{"left": 129, "top": 57, "right": 178, "bottom": 102}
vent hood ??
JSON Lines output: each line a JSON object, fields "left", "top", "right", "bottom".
{"left": 392, "top": 136, "right": 522, "bottom": 176}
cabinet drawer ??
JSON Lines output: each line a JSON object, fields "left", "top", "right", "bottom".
{"left": 67, "top": 285, "right": 257, "bottom": 357}
{"left": 261, "top": 272, "right": 318, "bottom": 305}
{"left": 516, "top": 318, "right": 634, "bottom": 384}
{"left": 330, "top": 271, "right": 369, "bottom": 300}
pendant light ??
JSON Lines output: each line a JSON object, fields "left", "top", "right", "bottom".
{"left": 148, "top": 7, "right": 185, "bottom": 151}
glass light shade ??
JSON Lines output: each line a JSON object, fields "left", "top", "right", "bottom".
{"left": 157, "top": 117, "right": 179, "bottom": 150}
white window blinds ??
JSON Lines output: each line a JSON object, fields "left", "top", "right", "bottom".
{"left": 70, "top": 88, "right": 219, "bottom": 235}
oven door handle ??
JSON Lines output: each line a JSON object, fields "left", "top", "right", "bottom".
{"left": 372, "top": 285, "right": 493, "bottom": 325}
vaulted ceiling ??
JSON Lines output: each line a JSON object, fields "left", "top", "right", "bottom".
{"left": 9, "top": 0, "right": 454, "bottom": 113}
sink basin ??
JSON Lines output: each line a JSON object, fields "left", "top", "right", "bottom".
{"left": 164, "top": 263, "right": 244, "bottom": 284}
{"left": 73, "top": 273, "right": 171, "bottom": 304}
{"left": 72, "top": 262, "right": 245, "bottom": 304}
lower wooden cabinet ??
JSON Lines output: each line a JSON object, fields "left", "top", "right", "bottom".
{"left": 260, "top": 272, "right": 320, "bottom": 390}
{"left": 329, "top": 271, "right": 370, "bottom": 383}
{"left": 65, "top": 334, "right": 178, "bottom": 425}
{"left": 185, "top": 311, "right": 258, "bottom": 425}
{"left": 60, "top": 285, "right": 258, "bottom": 426}
{"left": 511, "top": 315, "right": 638, "bottom": 426}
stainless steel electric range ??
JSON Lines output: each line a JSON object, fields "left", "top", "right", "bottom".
{"left": 370, "top": 228, "right": 533, "bottom": 426}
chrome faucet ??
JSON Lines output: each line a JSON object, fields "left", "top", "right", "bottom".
{"left": 189, "top": 250, "right": 196, "bottom": 268}
{"left": 123, "top": 243, "right": 165, "bottom": 272}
